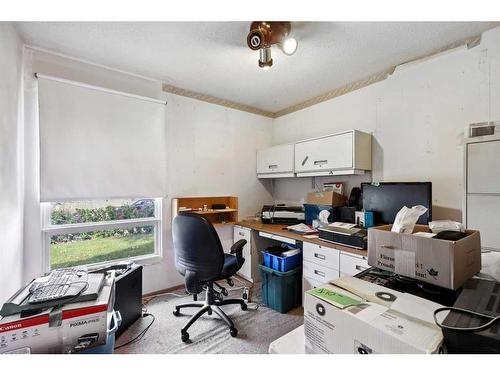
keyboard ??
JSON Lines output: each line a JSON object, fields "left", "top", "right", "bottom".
{"left": 28, "top": 267, "right": 88, "bottom": 304}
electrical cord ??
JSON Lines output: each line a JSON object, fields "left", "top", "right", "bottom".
{"left": 433, "top": 307, "right": 500, "bottom": 332}
{"left": 114, "top": 312, "right": 155, "bottom": 350}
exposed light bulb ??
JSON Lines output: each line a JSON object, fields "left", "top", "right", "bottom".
{"left": 281, "top": 37, "right": 298, "bottom": 55}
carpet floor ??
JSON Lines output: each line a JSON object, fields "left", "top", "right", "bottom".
{"left": 114, "top": 281, "right": 304, "bottom": 354}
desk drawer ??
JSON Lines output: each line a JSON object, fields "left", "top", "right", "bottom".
{"left": 339, "top": 252, "right": 369, "bottom": 276}
{"left": 303, "top": 260, "right": 340, "bottom": 284}
{"left": 234, "top": 225, "right": 251, "bottom": 244}
{"left": 303, "top": 242, "right": 339, "bottom": 269}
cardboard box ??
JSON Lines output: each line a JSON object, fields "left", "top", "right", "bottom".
{"left": 304, "top": 277, "right": 445, "bottom": 354}
{"left": 0, "top": 275, "right": 114, "bottom": 354}
{"left": 368, "top": 225, "right": 481, "bottom": 290}
{"left": 307, "top": 191, "right": 347, "bottom": 206}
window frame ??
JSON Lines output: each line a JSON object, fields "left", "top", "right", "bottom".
{"left": 41, "top": 198, "right": 163, "bottom": 271}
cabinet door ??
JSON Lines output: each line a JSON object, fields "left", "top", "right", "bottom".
{"left": 295, "top": 132, "right": 353, "bottom": 173}
{"left": 257, "top": 144, "right": 294, "bottom": 175}
{"left": 467, "top": 140, "right": 500, "bottom": 194}
{"left": 467, "top": 195, "right": 500, "bottom": 251}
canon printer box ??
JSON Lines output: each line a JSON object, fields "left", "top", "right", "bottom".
{"left": 0, "top": 275, "right": 114, "bottom": 354}
{"left": 304, "top": 277, "right": 445, "bottom": 354}
{"left": 367, "top": 225, "right": 481, "bottom": 290}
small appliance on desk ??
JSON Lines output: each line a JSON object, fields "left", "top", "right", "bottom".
{"left": 318, "top": 222, "right": 368, "bottom": 249}
{"left": 261, "top": 204, "right": 305, "bottom": 224}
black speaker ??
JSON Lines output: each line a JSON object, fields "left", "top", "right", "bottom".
{"left": 348, "top": 187, "right": 362, "bottom": 210}
{"left": 340, "top": 206, "right": 356, "bottom": 223}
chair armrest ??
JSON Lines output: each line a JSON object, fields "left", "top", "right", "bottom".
{"left": 231, "top": 239, "right": 247, "bottom": 268}
{"left": 231, "top": 239, "right": 247, "bottom": 254}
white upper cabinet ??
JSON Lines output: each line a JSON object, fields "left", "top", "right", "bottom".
{"left": 257, "top": 144, "right": 295, "bottom": 178}
{"left": 294, "top": 130, "right": 372, "bottom": 177}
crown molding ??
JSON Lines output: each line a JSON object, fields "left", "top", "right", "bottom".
{"left": 162, "top": 33, "right": 484, "bottom": 119}
{"left": 162, "top": 83, "right": 276, "bottom": 118}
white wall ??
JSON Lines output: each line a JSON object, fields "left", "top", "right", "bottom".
{"left": 22, "top": 49, "right": 274, "bottom": 294}
{"left": 272, "top": 26, "right": 500, "bottom": 222}
{"left": 0, "top": 23, "right": 24, "bottom": 303}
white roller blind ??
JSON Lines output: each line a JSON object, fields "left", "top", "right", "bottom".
{"left": 38, "top": 75, "right": 167, "bottom": 201}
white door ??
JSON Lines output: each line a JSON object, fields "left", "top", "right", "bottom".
{"left": 295, "top": 132, "right": 353, "bottom": 173}
{"left": 257, "top": 144, "right": 294, "bottom": 175}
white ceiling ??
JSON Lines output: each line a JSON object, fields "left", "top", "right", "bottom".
{"left": 14, "top": 21, "right": 499, "bottom": 113}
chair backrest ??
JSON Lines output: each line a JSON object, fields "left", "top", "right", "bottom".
{"left": 172, "top": 213, "right": 225, "bottom": 292}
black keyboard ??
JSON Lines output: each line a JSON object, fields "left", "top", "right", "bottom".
{"left": 28, "top": 267, "right": 88, "bottom": 304}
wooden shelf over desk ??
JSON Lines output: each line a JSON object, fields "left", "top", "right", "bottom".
{"left": 236, "top": 219, "right": 367, "bottom": 257}
{"left": 172, "top": 196, "right": 238, "bottom": 226}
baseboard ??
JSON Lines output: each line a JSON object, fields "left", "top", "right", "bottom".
{"left": 143, "top": 283, "right": 185, "bottom": 298}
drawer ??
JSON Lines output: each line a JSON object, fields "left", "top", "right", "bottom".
{"left": 234, "top": 225, "right": 251, "bottom": 243}
{"left": 340, "top": 252, "right": 369, "bottom": 276}
{"left": 303, "top": 260, "right": 340, "bottom": 284}
{"left": 303, "top": 242, "right": 339, "bottom": 269}
{"left": 258, "top": 231, "right": 296, "bottom": 245}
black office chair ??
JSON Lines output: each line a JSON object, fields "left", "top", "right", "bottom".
{"left": 172, "top": 212, "right": 248, "bottom": 342}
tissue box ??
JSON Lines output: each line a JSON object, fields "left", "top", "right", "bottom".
{"left": 304, "top": 277, "right": 445, "bottom": 354}
{"left": 368, "top": 225, "right": 481, "bottom": 290}
{"left": 307, "top": 191, "right": 347, "bottom": 206}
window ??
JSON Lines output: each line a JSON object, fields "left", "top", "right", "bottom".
{"left": 42, "top": 198, "right": 162, "bottom": 270}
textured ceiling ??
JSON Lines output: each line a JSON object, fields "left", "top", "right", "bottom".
{"left": 14, "top": 21, "right": 500, "bottom": 113}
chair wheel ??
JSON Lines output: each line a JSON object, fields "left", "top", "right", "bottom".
{"left": 241, "top": 303, "right": 247, "bottom": 311}
{"left": 207, "top": 308, "right": 212, "bottom": 315}
{"left": 181, "top": 332, "right": 189, "bottom": 342}
{"left": 173, "top": 309, "right": 180, "bottom": 317}
{"left": 230, "top": 328, "right": 238, "bottom": 337}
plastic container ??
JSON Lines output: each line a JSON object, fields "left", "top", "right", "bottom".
{"left": 79, "top": 310, "right": 122, "bottom": 354}
{"left": 262, "top": 246, "right": 302, "bottom": 272}
{"left": 259, "top": 265, "right": 302, "bottom": 313}
{"left": 303, "top": 204, "right": 340, "bottom": 225}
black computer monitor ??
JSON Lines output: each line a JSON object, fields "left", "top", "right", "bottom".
{"left": 361, "top": 182, "right": 432, "bottom": 225}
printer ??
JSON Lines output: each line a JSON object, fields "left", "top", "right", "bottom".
{"left": 318, "top": 223, "right": 367, "bottom": 250}
{"left": 261, "top": 205, "right": 305, "bottom": 225}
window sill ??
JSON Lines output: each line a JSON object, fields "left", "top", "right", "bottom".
{"left": 81, "top": 254, "right": 164, "bottom": 272}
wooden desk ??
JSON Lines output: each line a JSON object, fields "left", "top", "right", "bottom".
{"left": 236, "top": 220, "right": 367, "bottom": 257}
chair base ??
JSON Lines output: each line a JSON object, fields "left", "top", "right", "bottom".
{"left": 173, "top": 285, "right": 247, "bottom": 343}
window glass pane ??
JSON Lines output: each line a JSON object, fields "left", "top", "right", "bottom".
{"left": 50, "top": 198, "right": 155, "bottom": 225}
{"left": 50, "top": 225, "right": 155, "bottom": 268}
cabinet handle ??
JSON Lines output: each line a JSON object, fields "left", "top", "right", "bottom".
{"left": 314, "top": 253, "right": 326, "bottom": 260}
{"left": 268, "top": 164, "right": 278, "bottom": 169}
{"left": 314, "top": 270, "right": 326, "bottom": 277}
{"left": 238, "top": 232, "right": 245, "bottom": 236}
{"left": 381, "top": 245, "right": 395, "bottom": 249}
{"left": 355, "top": 265, "right": 369, "bottom": 271}
{"left": 301, "top": 156, "right": 309, "bottom": 166}
{"left": 314, "top": 160, "right": 328, "bottom": 166}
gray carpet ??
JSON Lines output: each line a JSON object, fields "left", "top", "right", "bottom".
{"left": 115, "top": 282, "right": 303, "bottom": 354}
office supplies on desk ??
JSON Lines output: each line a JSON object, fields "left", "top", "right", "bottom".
{"left": 286, "top": 223, "right": 317, "bottom": 235}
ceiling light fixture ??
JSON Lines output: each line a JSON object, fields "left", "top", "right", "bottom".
{"left": 246, "top": 21, "right": 297, "bottom": 69}
{"left": 280, "top": 37, "right": 298, "bottom": 56}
